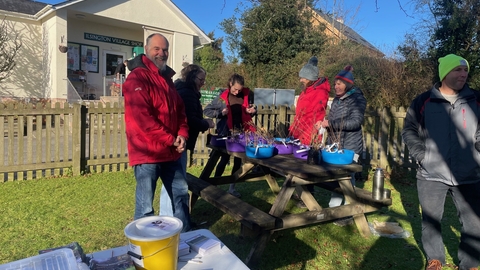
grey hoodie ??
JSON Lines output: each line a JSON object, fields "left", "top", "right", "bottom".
{"left": 402, "top": 83, "right": 480, "bottom": 185}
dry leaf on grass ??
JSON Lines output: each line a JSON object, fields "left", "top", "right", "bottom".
{"left": 372, "top": 220, "right": 405, "bottom": 234}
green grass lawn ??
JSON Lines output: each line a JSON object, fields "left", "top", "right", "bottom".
{"left": 0, "top": 167, "right": 462, "bottom": 269}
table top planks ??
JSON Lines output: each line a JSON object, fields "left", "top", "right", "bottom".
{"left": 209, "top": 145, "right": 363, "bottom": 181}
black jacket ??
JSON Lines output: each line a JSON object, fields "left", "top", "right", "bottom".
{"left": 326, "top": 87, "right": 366, "bottom": 154}
{"left": 175, "top": 79, "right": 210, "bottom": 150}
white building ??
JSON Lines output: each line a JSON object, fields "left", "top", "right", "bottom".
{"left": 0, "top": 0, "right": 211, "bottom": 102}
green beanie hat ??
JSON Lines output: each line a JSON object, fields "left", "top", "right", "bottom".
{"left": 438, "top": 54, "right": 469, "bottom": 81}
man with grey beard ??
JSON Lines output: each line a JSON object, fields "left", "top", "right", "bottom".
{"left": 123, "top": 33, "right": 192, "bottom": 232}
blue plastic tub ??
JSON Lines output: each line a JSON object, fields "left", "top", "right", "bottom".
{"left": 246, "top": 145, "right": 275, "bottom": 159}
{"left": 321, "top": 149, "right": 355, "bottom": 165}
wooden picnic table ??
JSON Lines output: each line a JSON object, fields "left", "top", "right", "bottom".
{"left": 186, "top": 144, "right": 392, "bottom": 268}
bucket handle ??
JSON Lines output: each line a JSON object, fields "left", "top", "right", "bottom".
{"left": 127, "top": 251, "right": 143, "bottom": 260}
{"left": 127, "top": 236, "right": 176, "bottom": 261}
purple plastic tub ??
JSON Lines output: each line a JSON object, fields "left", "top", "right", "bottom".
{"left": 292, "top": 144, "right": 309, "bottom": 160}
{"left": 209, "top": 134, "right": 226, "bottom": 147}
{"left": 226, "top": 139, "right": 245, "bottom": 152}
{"left": 239, "top": 133, "right": 264, "bottom": 146}
{"left": 229, "top": 133, "right": 248, "bottom": 146}
{"left": 274, "top": 141, "right": 294, "bottom": 155}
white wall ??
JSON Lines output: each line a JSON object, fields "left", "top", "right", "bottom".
{"left": 0, "top": 18, "right": 43, "bottom": 98}
{"left": 173, "top": 32, "right": 194, "bottom": 73}
{"left": 72, "top": 0, "right": 198, "bottom": 36}
{"left": 44, "top": 9, "right": 68, "bottom": 100}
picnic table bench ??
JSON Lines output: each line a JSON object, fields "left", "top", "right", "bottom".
{"left": 187, "top": 145, "right": 392, "bottom": 268}
{"left": 185, "top": 173, "right": 276, "bottom": 233}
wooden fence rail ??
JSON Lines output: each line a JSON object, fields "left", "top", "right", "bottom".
{"left": 0, "top": 102, "right": 414, "bottom": 182}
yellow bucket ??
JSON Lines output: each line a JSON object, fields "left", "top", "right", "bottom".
{"left": 124, "top": 216, "right": 183, "bottom": 270}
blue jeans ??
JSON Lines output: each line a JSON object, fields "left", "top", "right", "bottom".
{"left": 417, "top": 180, "right": 480, "bottom": 269}
{"left": 159, "top": 151, "right": 187, "bottom": 216}
{"left": 133, "top": 159, "right": 191, "bottom": 232}
{"left": 328, "top": 173, "right": 356, "bottom": 208}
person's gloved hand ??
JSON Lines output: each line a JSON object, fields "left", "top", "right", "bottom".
{"left": 475, "top": 141, "right": 480, "bottom": 152}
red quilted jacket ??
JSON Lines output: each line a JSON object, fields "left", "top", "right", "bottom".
{"left": 289, "top": 77, "right": 330, "bottom": 145}
{"left": 123, "top": 54, "right": 189, "bottom": 166}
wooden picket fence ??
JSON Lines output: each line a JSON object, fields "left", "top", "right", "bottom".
{"left": 0, "top": 101, "right": 414, "bottom": 182}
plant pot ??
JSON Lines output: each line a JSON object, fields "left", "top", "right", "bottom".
{"left": 240, "top": 133, "right": 266, "bottom": 146}
{"left": 225, "top": 138, "right": 245, "bottom": 152}
{"left": 273, "top": 141, "right": 294, "bottom": 155}
{"left": 307, "top": 148, "right": 321, "bottom": 164}
{"left": 246, "top": 145, "right": 275, "bottom": 159}
{"left": 58, "top": 45, "right": 68, "bottom": 53}
{"left": 292, "top": 144, "right": 309, "bottom": 160}
{"left": 209, "top": 134, "right": 226, "bottom": 147}
{"left": 230, "top": 133, "right": 248, "bottom": 146}
{"left": 321, "top": 149, "right": 355, "bottom": 165}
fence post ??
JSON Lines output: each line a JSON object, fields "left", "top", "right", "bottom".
{"left": 72, "top": 103, "right": 81, "bottom": 176}
{"left": 379, "top": 107, "right": 389, "bottom": 169}
{"left": 72, "top": 103, "right": 87, "bottom": 176}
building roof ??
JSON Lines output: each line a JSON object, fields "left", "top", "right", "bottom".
{"left": 314, "top": 9, "right": 383, "bottom": 56}
{"left": 0, "top": 0, "right": 48, "bottom": 15}
{"left": 0, "top": 0, "right": 211, "bottom": 45}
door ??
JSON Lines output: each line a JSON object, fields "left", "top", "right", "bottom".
{"left": 103, "top": 50, "right": 126, "bottom": 77}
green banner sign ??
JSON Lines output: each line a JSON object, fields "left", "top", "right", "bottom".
{"left": 84, "top": 33, "right": 143, "bottom": 47}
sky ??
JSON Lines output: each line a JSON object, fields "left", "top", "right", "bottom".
{"left": 39, "top": 0, "right": 420, "bottom": 57}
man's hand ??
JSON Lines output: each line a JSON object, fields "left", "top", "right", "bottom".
{"left": 205, "top": 119, "right": 215, "bottom": 128}
{"left": 174, "top": 135, "right": 186, "bottom": 153}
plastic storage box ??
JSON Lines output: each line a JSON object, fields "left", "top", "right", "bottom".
{"left": 321, "top": 149, "right": 355, "bottom": 165}
{"left": 246, "top": 145, "right": 275, "bottom": 159}
{"left": 292, "top": 144, "right": 309, "bottom": 160}
{"left": 0, "top": 248, "right": 79, "bottom": 270}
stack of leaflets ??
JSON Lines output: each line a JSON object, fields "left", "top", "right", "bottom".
{"left": 89, "top": 254, "right": 135, "bottom": 270}
{"left": 184, "top": 234, "right": 221, "bottom": 256}
{"left": 178, "top": 240, "right": 190, "bottom": 256}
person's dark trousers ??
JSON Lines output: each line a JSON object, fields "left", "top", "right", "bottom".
{"left": 417, "top": 179, "right": 480, "bottom": 269}
{"left": 214, "top": 153, "right": 242, "bottom": 177}
{"left": 133, "top": 160, "right": 192, "bottom": 232}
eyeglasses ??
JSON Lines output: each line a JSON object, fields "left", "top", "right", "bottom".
{"left": 196, "top": 77, "right": 205, "bottom": 82}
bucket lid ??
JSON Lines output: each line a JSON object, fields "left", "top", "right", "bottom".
{"left": 124, "top": 216, "right": 183, "bottom": 241}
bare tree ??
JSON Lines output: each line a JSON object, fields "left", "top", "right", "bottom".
{"left": 0, "top": 18, "right": 22, "bottom": 83}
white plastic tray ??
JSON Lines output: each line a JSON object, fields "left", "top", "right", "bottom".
{"left": 0, "top": 248, "right": 79, "bottom": 270}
